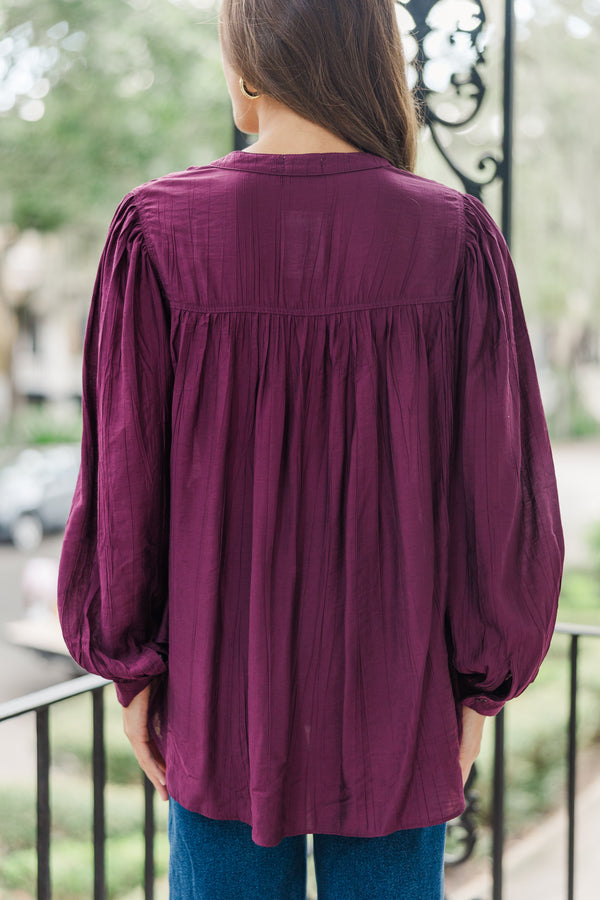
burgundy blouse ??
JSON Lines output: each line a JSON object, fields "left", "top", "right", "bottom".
{"left": 57, "top": 149, "right": 564, "bottom": 846}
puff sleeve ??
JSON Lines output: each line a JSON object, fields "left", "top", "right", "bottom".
{"left": 57, "top": 191, "right": 172, "bottom": 707}
{"left": 446, "top": 192, "right": 565, "bottom": 716}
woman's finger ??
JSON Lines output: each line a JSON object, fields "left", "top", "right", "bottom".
{"left": 130, "top": 737, "right": 169, "bottom": 800}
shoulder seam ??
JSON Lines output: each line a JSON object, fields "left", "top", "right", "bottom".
{"left": 455, "top": 192, "right": 468, "bottom": 298}
{"left": 126, "top": 189, "right": 173, "bottom": 310}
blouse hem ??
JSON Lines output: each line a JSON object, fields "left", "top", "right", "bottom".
{"left": 165, "top": 780, "right": 467, "bottom": 848}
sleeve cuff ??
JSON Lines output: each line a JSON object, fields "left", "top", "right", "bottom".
{"left": 455, "top": 671, "right": 513, "bottom": 716}
{"left": 461, "top": 695, "right": 507, "bottom": 716}
{"left": 113, "top": 675, "right": 158, "bottom": 708}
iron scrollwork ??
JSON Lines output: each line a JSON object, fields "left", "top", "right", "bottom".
{"left": 444, "top": 763, "right": 481, "bottom": 869}
{"left": 397, "top": 0, "right": 503, "bottom": 199}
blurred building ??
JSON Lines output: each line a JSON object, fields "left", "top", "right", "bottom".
{"left": 0, "top": 219, "right": 599, "bottom": 437}
{"left": 0, "top": 224, "right": 96, "bottom": 424}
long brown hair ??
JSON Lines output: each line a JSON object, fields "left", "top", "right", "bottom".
{"left": 219, "top": 0, "right": 422, "bottom": 171}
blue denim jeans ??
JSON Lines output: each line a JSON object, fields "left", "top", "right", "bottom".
{"left": 168, "top": 798, "right": 446, "bottom": 899}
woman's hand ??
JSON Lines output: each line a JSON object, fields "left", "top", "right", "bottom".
{"left": 121, "top": 681, "right": 169, "bottom": 801}
{"left": 459, "top": 705, "right": 486, "bottom": 786}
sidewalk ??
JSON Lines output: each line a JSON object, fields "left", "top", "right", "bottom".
{"left": 446, "top": 771, "right": 600, "bottom": 900}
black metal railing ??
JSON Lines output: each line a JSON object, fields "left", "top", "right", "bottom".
{"left": 0, "top": 673, "right": 154, "bottom": 900}
{"left": 476, "top": 621, "right": 600, "bottom": 900}
{"left": 1, "top": 622, "right": 599, "bottom": 900}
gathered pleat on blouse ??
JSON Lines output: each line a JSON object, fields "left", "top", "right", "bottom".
{"left": 57, "top": 150, "right": 564, "bottom": 846}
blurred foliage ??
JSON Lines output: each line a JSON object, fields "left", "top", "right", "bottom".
{"left": 0, "top": 831, "right": 169, "bottom": 898}
{"left": 510, "top": 0, "right": 600, "bottom": 329}
{"left": 415, "top": 0, "right": 600, "bottom": 439}
{"left": 415, "top": 0, "right": 600, "bottom": 327}
{"left": 0, "top": 0, "right": 230, "bottom": 232}
{"left": 557, "top": 565, "right": 600, "bottom": 621}
{"left": 546, "top": 369, "right": 600, "bottom": 438}
{"left": 0, "top": 687, "right": 169, "bottom": 898}
{"left": 0, "top": 400, "right": 83, "bottom": 446}
{"left": 587, "top": 520, "right": 600, "bottom": 579}
{"left": 0, "top": 776, "right": 168, "bottom": 852}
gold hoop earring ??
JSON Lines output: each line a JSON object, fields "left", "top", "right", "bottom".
{"left": 239, "top": 76, "right": 262, "bottom": 99}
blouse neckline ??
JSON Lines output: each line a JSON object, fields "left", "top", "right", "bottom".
{"left": 207, "top": 149, "right": 395, "bottom": 176}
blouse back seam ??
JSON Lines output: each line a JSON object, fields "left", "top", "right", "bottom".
{"left": 167, "top": 297, "right": 455, "bottom": 316}
{"left": 126, "top": 185, "right": 460, "bottom": 315}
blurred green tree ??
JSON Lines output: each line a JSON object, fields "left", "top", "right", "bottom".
{"left": 0, "top": 0, "right": 230, "bottom": 231}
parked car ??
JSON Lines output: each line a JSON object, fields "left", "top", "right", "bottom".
{"left": 0, "top": 443, "right": 81, "bottom": 551}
